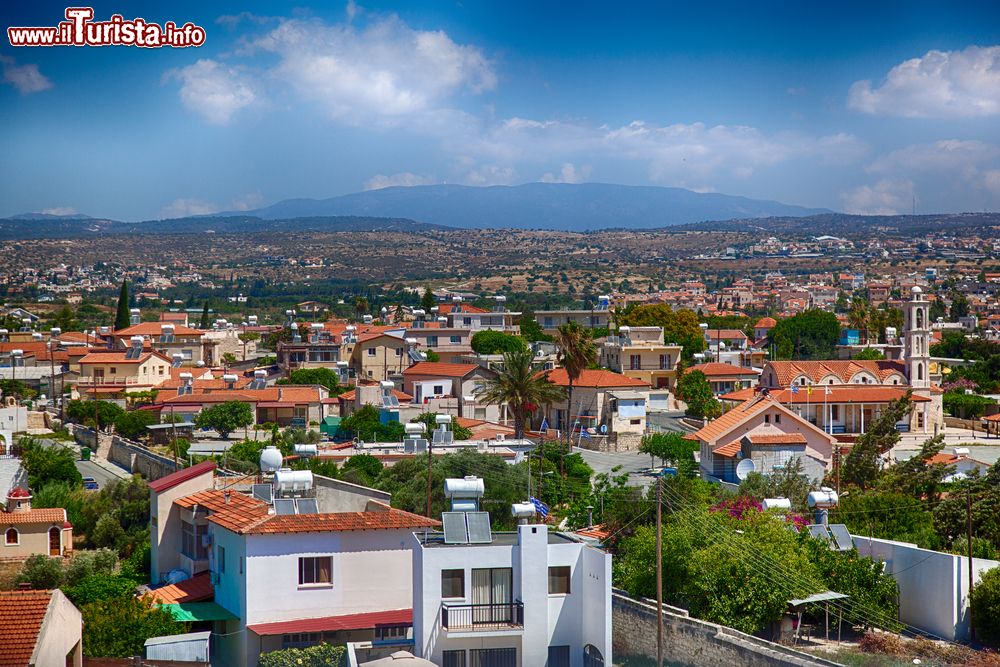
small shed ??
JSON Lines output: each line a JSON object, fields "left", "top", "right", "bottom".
{"left": 144, "top": 630, "right": 211, "bottom": 662}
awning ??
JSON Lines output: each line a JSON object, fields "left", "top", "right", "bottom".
{"left": 160, "top": 602, "right": 238, "bottom": 622}
{"left": 248, "top": 608, "right": 412, "bottom": 636}
{"left": 788, "top": 591, "right": 848, "bottom": 607}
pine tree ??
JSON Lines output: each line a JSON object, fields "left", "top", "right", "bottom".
{"left": 199, "top": 302, "right": 210, "bottom": 329}
{"left": 113, "top": 280, "right": 130, "bottom": 331}
{"left": 420, "top": 286, "right": 436, "bottom": 312}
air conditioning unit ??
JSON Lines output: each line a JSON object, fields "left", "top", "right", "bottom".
{"left": 495, "top": 434, "right": 505, "bottom": 442}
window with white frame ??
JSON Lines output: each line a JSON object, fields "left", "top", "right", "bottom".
{"left": 5, "top": 528, "right": 18, "bottom": 545}
{"left": 298, "top": 556, "right": 332, "bottom": 586}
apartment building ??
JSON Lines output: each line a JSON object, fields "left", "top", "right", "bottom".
{"left": 600, "top": 326, "right": 681, "bottom": 390}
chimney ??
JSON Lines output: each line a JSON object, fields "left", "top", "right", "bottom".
{"left": 224, "top": 490, "right": 231, "bottom": 505}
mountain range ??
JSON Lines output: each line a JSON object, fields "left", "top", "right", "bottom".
{"left": 4, "top": 182, "right": 831, "bottom": 236}
{"left": 220, "top": 182, "right": 831, "bottom": 231}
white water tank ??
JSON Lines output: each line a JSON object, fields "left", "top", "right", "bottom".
{"left": 404, "top": 423, "right": 426, "bottom": 436}
{"left": 807, "top": 488, "right": 839, "bottom": 509}
{"left": 259, "top": 446, "right": 283, "bottom": 473}
{"left": 444, "top": 476, "right": 484, "bottom": 499}
{"left": 274, "top": 468, "right": 313, "bottom": 493}
{"left": 293, "top": 444, "right": 318, "bottom": 457}
{"left": 762, "top": 498, "right": 791, "bottom": 511}
{"left": 511, "top": 503, "right": 535, "bottom": 519}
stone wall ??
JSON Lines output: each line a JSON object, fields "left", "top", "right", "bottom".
{"left": 108, "top": 436, "right": 180, "bottom": 481}
{"left": 612, "top": 591, "right": 839, "bottom": 667}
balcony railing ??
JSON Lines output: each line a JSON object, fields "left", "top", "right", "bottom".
{"left": 77, "top": 376, "right": 143, "bottom": 386}
{"left": 441, "top": 601, "right": 524, "bottom": 631}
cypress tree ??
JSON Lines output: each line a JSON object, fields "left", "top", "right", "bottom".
{"left": 199, "top": 302, "right": 210, "bottom": 329}
{"left": 113, "top": 280, "right": 130, "bottom": 331}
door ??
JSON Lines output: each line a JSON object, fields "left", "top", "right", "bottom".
{"left": 49, "top": 526, "right": 61, "bottom": 556}
{"left": 472, "top": 567, "right": 512, "bottom": 624}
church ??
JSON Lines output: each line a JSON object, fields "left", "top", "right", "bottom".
{"left": 725, "top": 286, "right": 944, "bottom": 435}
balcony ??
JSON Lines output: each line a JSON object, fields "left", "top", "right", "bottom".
{"left": 441, "top": 601, "right": 524, "bottom": 632}
{"left": 77, "top": 376, "right": 143, "bottom": 386}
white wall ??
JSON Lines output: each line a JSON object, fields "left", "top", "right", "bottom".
{"left": 853, "top": 535, "right": 999, "bottom": 641}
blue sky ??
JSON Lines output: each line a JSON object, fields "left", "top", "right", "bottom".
{"left": 3, "top": 1, "right": 1000, "bottom": 220}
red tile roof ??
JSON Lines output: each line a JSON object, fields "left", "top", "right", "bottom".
{"left": 755, "top": 317, "right": 777, "bottom": 328}
{"left": 715, "top": 441, "right": 742, "bottom": 458}
{"left": 248, "top": 608, "right": 412, "bottom": 636}
{"left": 540, "top": 368, "right": 648, "bottom": 388}
{"left": 402, "top": 361, "right": 481, "bottom": 377}
{"left": 146, "top": 572, "right": 214, "bottom": 604}
{"left": 765, "top": 360, "right": 906, "bottom": 386}
{"left": 0, "top": 590, "right": 52, "bottom": 667}
{"left": 749, "top": 433, "right": 808, "bottom": 445}
{"left": 0, "top": 508, "right": 66, "bottom": 525}
{"left": 111, "top": 322, "right": 204, "bottom": 337}
{"left": 689, "top": 398, "right": 776, "bottom": 445}
{"left": 687, "top": 363, "right": 761, "bottom": 378}
{"left": 337, "top": 388, "right": 413, "bottom": 402}
{"left": 148, "top": 461, "right": 216, "bottom": 493}
{"left": 174, "top": 489, "right": 268, "bottom": 515}
{"left": 721, "top": 387, "right": 929, "bottom": 405}
{"left": 79, "top": 350, "right": 173, "bottom": 365}
{"left": 211, "top": 506, "right": 439, "bottom": 535}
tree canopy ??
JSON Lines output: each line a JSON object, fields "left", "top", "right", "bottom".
{"left": 276, "top": 367, "right": 346, "bottom": 395}
{"left": 471, "top": 330, "right": 528, "bottom": 355}
{"left": 769, "top": 309, "right": 841, "bottom": 360}
{"left": 113, "top": 280, "right": 130, "bottom": 331}
{"left": 194, "top": 400, "right": 254, "bottom": 439}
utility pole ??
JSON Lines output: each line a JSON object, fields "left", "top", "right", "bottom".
{"left": 968, "top": 490, "right": 976, "bottom": 642}
{"left": 656, "top": 476, "right": 663, "bottom": 667}
{"left": 425, "top": 435, "right": 434, "bottom": 518}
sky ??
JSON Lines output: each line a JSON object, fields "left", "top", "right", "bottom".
{"left": 3, "top": 1, "right": 1000, "bottom": 221}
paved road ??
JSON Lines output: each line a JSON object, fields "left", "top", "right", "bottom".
{"left": 75, "top": 459, "right": 122, "bottom": 488}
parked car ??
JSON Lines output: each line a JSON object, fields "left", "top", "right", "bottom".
{"left": 82, "top": 477, "right": 99, "bottom": 490}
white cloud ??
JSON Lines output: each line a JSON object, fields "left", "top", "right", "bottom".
{"left": 165, "top": 59, "right": 256, "bottom": 125}
{"left": 866, "top": 139, "right": 1000, "bottom": 176}
{"left": 541, "top": 163, "right": 591, "bottom": 184}
{"left": 229, "top": 192, "right": 265, "bottom": 211}
{"left": 160, "top": 198, "right": 219, "bottom": 219}
{"left": 849, "top": 45, "right": 1000, "bottom": 118}
{"left": 463, "top": 164, "right": 518, "bottom": 186}
{"left": 0, "top": 55, "right": 52, "bottom": 94}
{"left": 984, "top": 170, "right": 1000, "bottom": 195}
{"left": 364, "top": 172, "right": 436, "bottom": 190}
{"left": 247, "top": 14, "right": 495, "bottom": 124}
{"left": 841, "top": 179, "right": 915, "bottom": 215}
{"left": 40, "top": 207, "right": 77, "bottom": 216}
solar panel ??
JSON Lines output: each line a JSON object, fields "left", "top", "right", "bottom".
{"left": 125, "top": 346, "right": 142, "bottom": 359}
{"left": 251, "top": 484, "right": 273, "bottom": 505}
{"left": 466, "top": 512, "right": 493, "bottom": 544}
{"left": 828, "top": 524, "right": 854, "bottom": 551}
{"left": 433, "top": 430, "right": 454, "bottom": 445}
{"left": 274, "top": 498, "right": 296, "bottom": 515}
{"left": 442, "top": 512, "right": 469, "bottom": 544}
{"left": 297, "top": 498, "right": 319, "bottom": 514}
{"left": 382, "top": 394, "right": 400, "bottom": 407}
{"left": 807, "top": 524, "right": 833, "bottom": 544}
{"left": 249, "top": 379, "right": 267, "bottom": 390}
{"left": 171, "top": 359, "right": 182, "bottom": 368}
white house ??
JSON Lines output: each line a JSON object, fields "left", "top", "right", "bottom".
{"left": 411, "top": 489, "right": 612, "bottom": 667}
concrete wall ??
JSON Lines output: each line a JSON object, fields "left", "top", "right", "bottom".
{"left": 109, "top": 436, "right": 180, "bottom": 481}
{"left": 852, "top": 535, "right": 1000, "bottom": 641}
{"left": 150, "top": 468, "right": 215, "bottom": 584}
{"left": 612, "top": 592, "right": 840, "bottom": 667}
{"left": 33, "top": 589, "right": 83, "bottom": 667}
{"left": 313, "top": 475, "right": 391, "bottom": 513}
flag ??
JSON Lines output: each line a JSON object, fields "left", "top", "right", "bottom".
{"left": 791, "top": 385, "right": 799, "bottom": 394}
{"left": 807, "top": 385, "right": 813, "bottom": 395}
{"left": 825, "top": 387, "right": 832, "bottom": 395}
{"left": 530, "top": 496, "right": 549, "bottom": 518}
{"left": 539, "top": 417, "right": 549, "bottom": 432}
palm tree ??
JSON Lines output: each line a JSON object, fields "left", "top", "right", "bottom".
{"left": 353, "top": 296, "right": 368, "bottom": 321}
{"left": 848, "top": 298, "right": 870, "bottom": 344}
{"left": 474, "top": 347, "right": 564, "bottom": 439}
{"left": 554, "top": 321, "right": 597, "bottom": 445}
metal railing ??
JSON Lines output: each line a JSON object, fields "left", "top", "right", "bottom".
{"left": 77, "top": 376, "right": 143, "bottom": 386}
{"left": 441, "top": 601, "right": 524, "bottom": 631}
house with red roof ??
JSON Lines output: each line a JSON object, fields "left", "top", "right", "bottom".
{"left": 0, "top": 589, "right": 83, "bottom": 667}
{"left": 402, "top": 361, "right": 499, "bottom": 421}
{"left": 3, "top": 486, "right": 73, "bottom": 560}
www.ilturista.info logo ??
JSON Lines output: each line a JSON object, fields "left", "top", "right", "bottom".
{"left": 8, "top": 7, "right": 206, "bottom": 48}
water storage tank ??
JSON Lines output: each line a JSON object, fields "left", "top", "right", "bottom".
{"left": 444, "top": 476, "right": 484, "bottom": 499}
{"left": 293, "top": 444, "right": 318, "bottom": 457}
{"left": 435, "top": 414, "right": 453, "bottom": 425}
{"left": 404, "top": 422, "right": 426, "bottom": 435}
{"left": 807, "top": 488, "right": 839, "bottom": 509}
{"left": 511, "top": 503, "right": 535, "bottom": 519}
{"left": 259, "top": 445, "right": 283, "bottom": 473}
{"left": 762, "top": 498, "right": 792, "bottom": 511}
{"left": 274, "top": 468, "right": 313, "bottom": 494}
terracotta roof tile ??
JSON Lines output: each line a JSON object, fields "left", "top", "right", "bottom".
{"left": 0, "top": 508, "right": 66, "bottom": 525}
{"left": 721, "top": 387, "right": 929, "bottom": 405}
{"left": 749, "top": 433, "right": 808, "bottom": 445}
{"left": 0, "top": 590, "right": 52, "bottom": 667}
{"left": 715, "top": 441, "right": 742, "bottom": 458}
{"left": 111, "top": 322, "right": 204, "bottom": 337}
{"left": 689, "top": 398, "right": 774, "bottom": 445}
{"left": 174, "top": 489, "right": 268, "bottom": 514}
{"left": 248, "top": 608, "right": 412, "bottom": 636}
{"left": 211, "top": 506, "right": 439, "bottom": 535}
{"left": 146, "top": 572, "right": 213, "bottom": 604}
{"left": 687, "top": 363, "right": 761, "bottom": 378}
{"left": 539, "top": 368, "right": 649, "bottom": 388}
{"left": 403, "top": 361, "right": 481, "bottom": 377}
{"left": 765, "top": 360, "right": 906, "bottom": 386}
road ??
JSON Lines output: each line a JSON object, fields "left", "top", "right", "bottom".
{"left": 75, "top": 460, "right": 123, "bottom": 488}
{"left": 574, "top": 411, "right": 694, "bottom": 487}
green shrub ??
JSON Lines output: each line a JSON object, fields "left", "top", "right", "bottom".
{"left": 943, "top": 391, "right": 996, "bottom": 419}
{"left": 64, "top": 548, "right": 118, "bottom": 586}
{"left": 970, "top": 566, "right": 1000, "bottom": 645}
{"left": 259, "top": 643, "right": 345, "bottom": 667}
{"left": 92, "top": 515, "right": 126, "bottom": 551}
{"left": 17, "top": 554, "right": 64, "bottom": 589}
{"left": 64, "top": 574, "right": 137, "bottom": 607}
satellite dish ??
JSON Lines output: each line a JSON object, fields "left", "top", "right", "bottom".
{"left": 735, "top": 458, "right": 756, "bottom": 481}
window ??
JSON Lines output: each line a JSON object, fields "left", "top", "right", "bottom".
{"left": 427, "top": 336, "right": 439, "bottom": 347}
{"left": 764, "top": 414, "right": 770, "bottom": 424}
{"left": 629, "top": 354, "right": 640, "bottom": 370}
{"left": 375, "top": 624, "right": 410, "bottom": 641}
{"left": 433, "top": 385, "right": 445, "bottom": 395}
{"left": 659, "top": 354, "right": 671, "bottom": 370}
{"left": 4, "top": 528, "right": 17, "bottom": 545}
{"left": 470, "top": 648, "right": 516, "bottom": 667}
{"left": 441, "top": 569, "right": 465, "bottom": 598}
{"left": 109, "top": 367, "right": 116, "bottom": 374}
{"left": 442, "top": 650, "right": 467, "bottom": 667}
{"left": 216, "top": 545, "right": 225, "bottom": 574}
{"left": 367, "top": 348, "right": 377, "bottom": 357}
{"left": 450, "top": 335, "right": 461, "bottom": 344}
{"left": 299, "top": 556, "right": 332, "bottom": 586}
{"left": 548, "top": 646, "right": 571, "bottom": 667}
{"left": 548, "top": 566, "right": 571, "bottom": 594}
{"left": 395, "top": 348, "right": 403, "bottom": 356}
{"left": 463, "top": 317, "right": 472, "bottom": 326}
{"left": 774, "top": 414, "right": 781, "bottom": 424}
{"left": 181, "top": 521, "right": 208, "bottom": 560}
{"left": 282, "top": 632, "right": 321, "bottom": 649}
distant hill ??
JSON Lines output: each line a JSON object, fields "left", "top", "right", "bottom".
{"left": 225, "top": 182, "right": 832, "bottom": 231}
{"left": 0, "top": 215, "right": 446, "bottom": 240}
